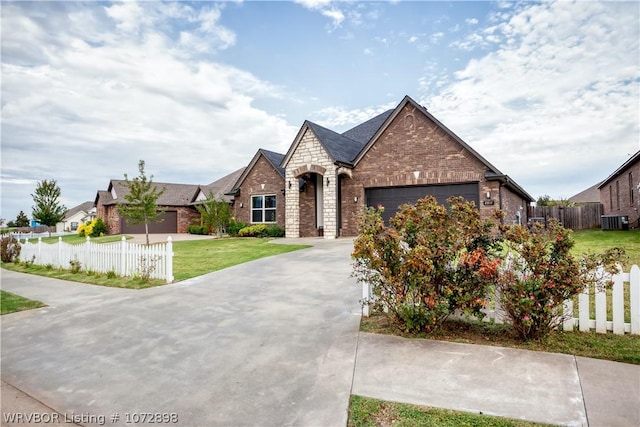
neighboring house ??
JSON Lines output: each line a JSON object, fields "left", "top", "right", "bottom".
{"left": 56, "top": 201, "right": 96, "bottom": 233}
{"left": 598, "top": 150, "right": 640, "bottom": 228}
{"left": 569, "top": 182, "right": 602, "bottom": 205}
{"left": 194, "top": 167, "right": 246, "bottom": 205}
{"left": 95, "top": 180, "right": 202, "bottom": 234}
{"left": 280, "top": 95, "right": 534, "bottom": 238}
{"left": 226, "top": 149, "right": 286, "bottom": 227}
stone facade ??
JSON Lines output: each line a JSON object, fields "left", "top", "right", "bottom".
{"left": 284, "top": 129, "right": 338, "bottom": 238}
{"left": 233, "top": 155, "right": 285, "bottom": 227}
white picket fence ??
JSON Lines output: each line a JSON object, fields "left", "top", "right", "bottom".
{"left": 19, "top": 236, "right": 174, "bottom": 283}
{"left": 362, "top": 264, "right": 640, "bottom": 335}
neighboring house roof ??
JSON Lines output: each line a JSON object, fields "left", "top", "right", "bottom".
{"left": 102, "top": 180, "right": 200, "bottom": 206}
{"left": 64, "top": 201, "right": 95, "bottom": 220}
{"left": 228, "top": 149, "right": 285, "bottom": 195}
{"left": 569, "top": 182, "right": 602, "bottom": 204}
{"left": 200, "top": 167, "right": 246, "bottom": 202}
{"left": 598, "top": 150, "right": 640, "bottom": 189}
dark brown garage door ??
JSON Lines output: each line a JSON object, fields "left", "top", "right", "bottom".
{"left": 365, "top": 183, "right": 479, "bottom": 223}
{"left": 120, "top": 211, "right": 178, "bottom": 234}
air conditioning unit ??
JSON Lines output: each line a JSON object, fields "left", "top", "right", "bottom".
{"left": 601, "top": 215, "right": 629, "bottom": 231}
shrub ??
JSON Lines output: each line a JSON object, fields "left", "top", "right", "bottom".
{"left": 352, "top": 196, "right": 501, "bottom": 333}
{"left": 238, "top": 224, "right": 268, "bottom": 237}
{"left": 78, "top": 218, "right": 108, "bottom": 237}
{"left": 265, "top": 224, "right": 285, "bottom": 237}
{"left": 496, "top": 220, "right": 625, "bottom": 340}
{"left": 188, "top": 225, "right": 208, "bottom": 235}
{"left": 226, "top": 220, "right": 247, "bottom": 236}
{"left": 91, "top": 218, "right": 107, "bottom": 237}
{"left": 106, "top": 270, "right": 117, "bottom": 279}
{"left": 0, "top": 236, "right": 21, "bottom": 263}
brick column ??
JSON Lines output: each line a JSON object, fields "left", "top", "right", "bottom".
{"left": 285, "top": 172, "right": 299, "bottom": 238}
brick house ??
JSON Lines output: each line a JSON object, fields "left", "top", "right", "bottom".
{"left": 598, "top": 150, "right": 640, "bottom": 228}
{"left": 95, "top": 180, "right": 201, "bottom": 234}
{"left": 280, "top": 95, "right": 533, "bottom": 238}
{"left": 226, "top": 149, "right": 286, "bottom": 227}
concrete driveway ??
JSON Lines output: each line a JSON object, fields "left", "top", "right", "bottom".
{"left": 1, "top": 239, "right": 362, "bottom": 426}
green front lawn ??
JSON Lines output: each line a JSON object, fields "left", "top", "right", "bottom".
{"left": 348, "top": 395, "right": 552, "bottom": 427}
{"left": 1, "top": 237, "right": 310, "bottom": 288}
{"left": 172, "top": 238, "right": 310, "bottom": 281}
{"left": 1, "top": 290, "right": 45, "bottom": 314}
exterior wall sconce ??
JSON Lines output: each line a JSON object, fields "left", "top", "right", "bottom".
{"left": 486, "top": 192, "right": 491, "bottom": 199}
{"left": 354, "top": 197, "right": 358, "bottom": 203}
{"left": 240, "top": 203, "right": 243, "bottom": 208}
{"left": 288, "top": 181, "right": 292, "bottom": 189}
{"left": 326, "top": 177, "right": 330, "bottom": 186}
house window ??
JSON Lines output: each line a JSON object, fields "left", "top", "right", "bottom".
{"left": 71, "top": 222, "right": 79, "bottom": 231}
{"left": 609, "top": 185, "right": 613, "bottom": 210}
{"left": 630, "top": 172, "right": 634, "bottom": 205}
{"left": 251, "top": 195, "right": 277, "bottom": 223}
{"left": 616, "top": 180, "right": 620, "bottom": 210}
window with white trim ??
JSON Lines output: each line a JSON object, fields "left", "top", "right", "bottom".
{"left": 251, "top": 195, "right": 277, "bottom": 223}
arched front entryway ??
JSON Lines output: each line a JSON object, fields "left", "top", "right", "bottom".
{"left": 293, "top": 165, "right": 327, "bottom": 237}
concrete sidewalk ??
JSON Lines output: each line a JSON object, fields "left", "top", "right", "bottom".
{"left": 353, "top": 332, "right": 640, "bottom": 427}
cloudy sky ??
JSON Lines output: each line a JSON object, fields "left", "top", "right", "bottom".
{"left": 1, "top": 0, "right": 639, "bottom": 222}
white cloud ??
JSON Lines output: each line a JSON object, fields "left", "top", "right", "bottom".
{"left": 465, "top": 18, "right": 479, "bottom": 25}
{"left": 0, "top": 2, "right": 297, "bottom": 220}
{"left": 426, "top": 0, "right": 640, "bottom": 199}
{"left": 311, "top": 102, "right": 397, "bottom": 130}
{"left": 294, "top": 0, "right": 344, "bottom": 29}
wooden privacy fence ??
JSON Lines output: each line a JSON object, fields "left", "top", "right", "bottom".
{"left": 19, "top": 236, "right": 174, "bottom": 283}
{"left": 362, "top": 265, "right": 640, "bottom": 335}
{"left": 527, "top": 204, "right": 603, "bottom": 230}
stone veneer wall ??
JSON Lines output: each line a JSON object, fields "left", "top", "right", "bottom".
{"left": 339, "top": 103, "right": 503, "bottom": 236}
{"left": 233, "top": 155, "right": 285, "bottom": 227}
{"left": 285, "top": 128, "right": 338, "bottom": 238}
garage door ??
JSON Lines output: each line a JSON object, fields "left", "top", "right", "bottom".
{"left": 365, "top": 183, "right": 479, "bottom": 223}
{"left": 120, "top": 211, "right": 178, "bottom": 234}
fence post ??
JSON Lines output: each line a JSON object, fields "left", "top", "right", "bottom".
{"left": 631, "top": 265, "right": 640, "bottom": 335}
{"left": 362, "top": 282, "right": 371, "bottom": 317}
{"left": 579, "top": 287, "right": 590, "bottom": 332}
{"left": 120, "top": 236, "right": 126, "bottom": 277}
{"left": 595, "top": 286, "right": 607, "bottom": 333}
{"left": 563, "top": 299, "right": 574, "bottom": 331}
{"left": 166, "top": 236, "right": 173, "bottom": 284}
{"left": 85, "top": 236, "right": 90, "bottom": 272}
{"left": 612, "top": 272, "right": 625, "bottom": 334}
{"left": 58, "top": 236, "right": 63, "bottom": 269}
{"left": 37, "top": 237, "right": 42, "bottom": 262}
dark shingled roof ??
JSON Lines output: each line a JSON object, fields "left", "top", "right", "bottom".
{"left": 259, "top": 149, "right": 285, "bottom": 177}
{"left": 95, "top": 190, "right": 115, "bottom": 206}
{"left": 569, "top": 182, "right": 602, "bottom": 204}
{"left": 109, "top": 180, "right": 200, "bottom": 206}
{"left": 64, "top": 201, "right": 94, "bottom": 220}
{"left": 306, "top": 122, "right": 361, "bottom": 164}
{"left": 201, "top": 167, "right": 246, "bottom": 202}
{"left": 342, "top": 109, "right": 394, "bottom": 146}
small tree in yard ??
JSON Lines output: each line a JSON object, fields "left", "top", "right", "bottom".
{"left": 352, "top": 196, "right": 502, "bottom": 333}
{"left": 195, "top": 193, "right": 231, "bottom": 235}
{"left": 14, "top": 211, "right": 30, "bottom": 228}
{"left": 117, "top": 160, "right": 165, "bottom": 245}
{"left": 31, "top": 180, "right": 66, "bottom": 232}
{"left": 496, "top": 219, "right": 625, "bottom": 340}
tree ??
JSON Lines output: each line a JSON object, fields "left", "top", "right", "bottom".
{"left": 195, "top": 193, "right": 231, "bottom": 236}
{"left": 31, "top": 180, "right": 66, "bottom": 229}
{"left": 15, "top": 211, "right": 30, "bottom": 227}
{"left": 117, "top": 160, "right": 165, "bottom": 245}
